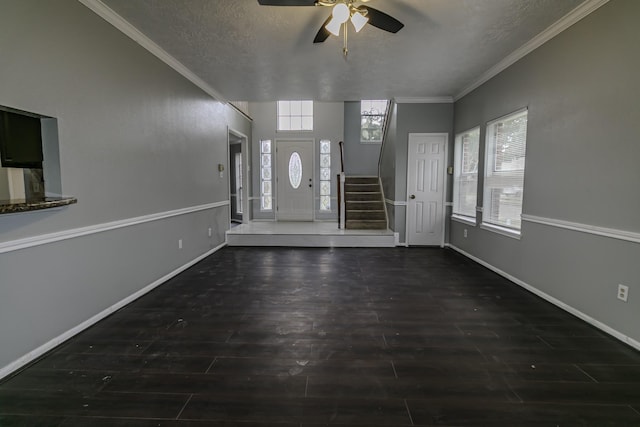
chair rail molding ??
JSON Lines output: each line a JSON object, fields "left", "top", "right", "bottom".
{"left": 522, "top": 214, "right": 640, "bottom": 244}
{"left": 0, "top": 201, "right": 229, "bottom": 254}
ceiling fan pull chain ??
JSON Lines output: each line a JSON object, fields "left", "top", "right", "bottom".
{"left": 343, "top": 22, "right": 348, "bottom": 57}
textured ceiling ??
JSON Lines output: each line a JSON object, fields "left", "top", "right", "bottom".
{"left": 98, "top": 0, "right": 585, "bottom": 102}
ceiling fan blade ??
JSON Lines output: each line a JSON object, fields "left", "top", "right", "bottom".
{"left": 313, "top": 14, "right": 333, "bottom": 43}
{"left": 257, "top": 0, "right": 316, "bottom": 5}
{"left": 360, "top": 6, "right": 404, "bottom": 33}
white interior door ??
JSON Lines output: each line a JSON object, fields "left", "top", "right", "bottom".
{"left": 276, "top": 140, "right": 313, "bottom": 221}
{"left": 406, "top": 133, "right": 447, "bottom": 246}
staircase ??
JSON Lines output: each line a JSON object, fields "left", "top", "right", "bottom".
{"left": 344, "top": 176, "right": 387, "bottom": 230}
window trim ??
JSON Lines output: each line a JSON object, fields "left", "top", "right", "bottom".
{"left": 360, "top": 100, "right": 388, "bottom": 144}
{"left": 451, "top": 214, "right": 477, "bottom": 227}
{"left": 276, "top": 100, "right": 314, "bottom": 132}
{"left": 480, "top": 222, "right": 522, "bottom": 240}
{"left": 481, "top": 107, "right": 528, "bottom": 236}
{"left": 319, "top": 139, "right": 331, "bottom": 212}
{"left": 452, "top": 126, "right": 480, "bottom": 223}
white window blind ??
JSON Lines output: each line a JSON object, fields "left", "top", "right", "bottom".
{"left": 483, "top": 109, "right": 528, "bottom": 231}
{"left": 453, "top": 127, "right": 480, "bottom": 221}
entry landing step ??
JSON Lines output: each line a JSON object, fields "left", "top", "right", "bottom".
{"left": 227, "top": 221, "right": 395, "bottom": 247}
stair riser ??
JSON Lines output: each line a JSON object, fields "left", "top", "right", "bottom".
{"left": 345, "top": 192, "right": 382, "bottom": 202}
{"left": 345, "top": 184, "right": 380, "bottom": 192}
{"left": 346, "top": 220, "right": 387, "bottom": 230}
{"left": 346, "top": 202, "right": 384, "bottom": 210}
{"left": 346, "top": 211, "right": 386, "bottom": 220}
{"left": 345, "top": 177, "right": 379, "bottom": 185}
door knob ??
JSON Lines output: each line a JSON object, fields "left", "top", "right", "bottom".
{"left": 410, "top": 195, "right": 416, "bottom": 199}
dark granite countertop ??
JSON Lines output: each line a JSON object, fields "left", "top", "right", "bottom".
{"left": 0, "top": 196, "right": 77, "bottom": 214}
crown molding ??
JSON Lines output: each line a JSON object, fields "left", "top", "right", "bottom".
{"left": 78, "top": 0, "right": 228, "bottom": 104}
{"left": 394, "top": 97, "right": 454, "bottom": 104}
{"left": 454, "top": 0, "right": 610, "bottom": 101}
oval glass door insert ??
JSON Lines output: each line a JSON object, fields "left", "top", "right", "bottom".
{"left": 289, "top": 152, "right": 302, "bottom": 189}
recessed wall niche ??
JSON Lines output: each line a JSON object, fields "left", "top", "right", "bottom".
{"left": 0, "top": 106, "right": 62, "bottom": 201}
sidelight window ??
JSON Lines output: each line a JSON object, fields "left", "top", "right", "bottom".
{"left": 319, "top": 139, "right": 331, "bottom": 211}
{"left": 260, "top": 139, "right": 272, "bottom": 211}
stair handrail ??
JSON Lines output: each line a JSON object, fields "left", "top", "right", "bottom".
{"left": 377, "top": 100, "right": 394, "bottom": 230}
{"left": 338, "top": 141, "right": 345, "bottom": 229}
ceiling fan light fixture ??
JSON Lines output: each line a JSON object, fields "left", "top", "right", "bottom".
{"left": 325, "top": 17, "right": 343, "bottom": 36}
{"left": 350, "top": 10, "right": 368, "bottom": 33}
{"left": 331, "top": 3, "right": 350, "bottom": 24}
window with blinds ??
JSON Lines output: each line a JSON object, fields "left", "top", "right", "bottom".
{"left": 453, "top": 127, "right": 480, "bottom": 222}
{"left": 483, "top": 109, "right": 528, "bottom": 232}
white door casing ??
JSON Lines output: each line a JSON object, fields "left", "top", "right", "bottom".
{"left": 228, "top": 127, "right": 249, "bottom": 224}
{"left": 276, "top": 140, "right": 314, "bottom": 221}
{"left": 406, "top": 133, "right": 447, "bottom": 246}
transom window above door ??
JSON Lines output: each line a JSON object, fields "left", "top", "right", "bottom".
{"left": 277, "top": 100, "right": 313, "bottom": 131}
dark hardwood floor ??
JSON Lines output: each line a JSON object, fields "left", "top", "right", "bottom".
{"left": 1, "top": 247, "right": 639, "bottom": 426}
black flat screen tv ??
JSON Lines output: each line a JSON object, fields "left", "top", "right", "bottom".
{"left": 0, "top": 110, "right": 44, "bottom": 168}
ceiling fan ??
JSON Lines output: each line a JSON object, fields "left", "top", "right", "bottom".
{"left": 257, "top": 0, "right": 404, "bottom": 55}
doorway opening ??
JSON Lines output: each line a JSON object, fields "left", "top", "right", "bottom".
{"left": 228, "top": 128, "right": 248, "bottom": 227}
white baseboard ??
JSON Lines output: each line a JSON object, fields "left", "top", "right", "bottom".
{"left": 445, "top": 243, "right": 640, "bottom": 352}
{"left": 0, "top": 242, "right": 227, "bottom": 381}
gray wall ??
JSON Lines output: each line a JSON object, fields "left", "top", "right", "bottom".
{"left": 41, "top": 118, "right": 62, "bottom": 197}
{"left": 248, "top": 101, "right": 343, "bottom": 221}
{"left": 381, "top": 102, "right": 454, "bottom": 243}
{"left": 451, "top": 0, "right": 640, "bottom": 344}
{"left": 0, "top": 168, "right": 10, "bottom": 200}
{"left": 0, "top": 1, "right": 249, "bottom": 372}
{"left": 343, "top": 101, "right": 381, "bottom": 176}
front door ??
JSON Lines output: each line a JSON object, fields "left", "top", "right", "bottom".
{"left": 276, "top": 140, "right": 313, "bottom": 221}
{"left": 406, "top": 133, "right": 447, "bottom": 246}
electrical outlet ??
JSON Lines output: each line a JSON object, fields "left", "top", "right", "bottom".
{"left": 208, "top": 228, "right": 212, "bottom": 237}
{"left": 617, "top": 284, "right": 629, "bottom": 302}
{"left": 463, "top": 229, "right": 468, "bottom": 238}
{"left": 178, "top": 239, "right": 183, "bottom": 250}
